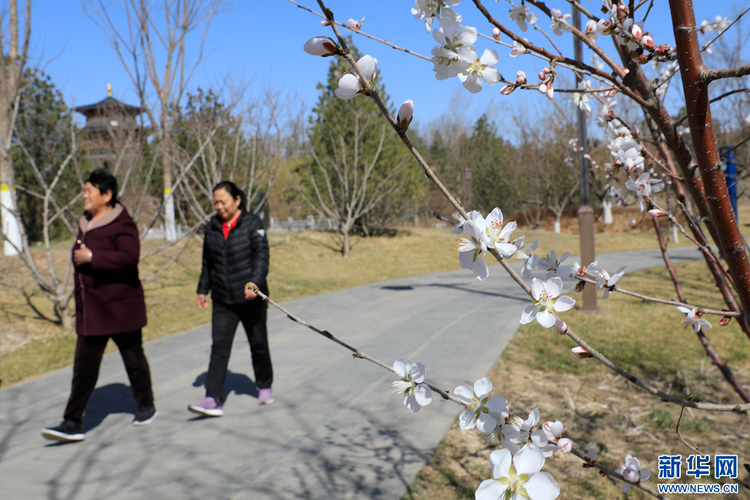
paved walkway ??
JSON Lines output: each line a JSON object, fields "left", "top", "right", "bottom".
{"left": 0, "top": 247, "right": 703, "bottom": 499}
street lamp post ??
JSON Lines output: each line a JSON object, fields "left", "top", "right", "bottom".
{"left": 573, "top": 5, "right": 598, "bottom": 311}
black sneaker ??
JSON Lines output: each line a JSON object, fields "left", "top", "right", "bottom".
{"left": 42, "top": 419, "right": 85, "bottom": 442}
{"left": 133, "top": 404, "right": 158, "bottom": 426}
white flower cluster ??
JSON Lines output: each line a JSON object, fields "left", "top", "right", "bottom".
{"left": 428, "top": 7, "right": 501, "bottom": 93}
{"left": 603, "top": 121, "right": 645, "bottom": 175}
{"left": 699, "top": 15, "right": 731, "bottom": 35}
{"left": 453, "top": 207, "right": 518, "bottom": 280}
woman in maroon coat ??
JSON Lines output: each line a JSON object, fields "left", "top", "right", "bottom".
{"left": 42, "top": 169, "right": 157, "bottom": 442}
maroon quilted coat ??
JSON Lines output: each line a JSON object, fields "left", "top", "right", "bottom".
{"left": 72, "top": 204, "right": 147, "bottom": 337}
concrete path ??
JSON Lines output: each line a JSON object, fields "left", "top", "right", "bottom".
{"left": 0, "top": 247, "right": 703, "bottom": 500}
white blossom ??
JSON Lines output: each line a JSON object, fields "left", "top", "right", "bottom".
{"left": 390, "top": 358, "right": 433, "bottom": 412}
{"left": 509, "top": 4, "right": 537, "bottom": 32}
{"left": 676, "top": 306, "right": 712, "bottom": 333}
{"left": 458, "top": 48, "right": 501, "bottom": 93}
{"left": 549, "top": 8, "right": 572, "bottom": 36}
{"left": 476, "top": 444, "right": 561, "bottom": 500}
{"left": 510, "top": 39, "right": 529, "bottom": 57}
{"left": 616, "top": 454, "right": 651, "bottom": 493}
{"left": 537, "top": 250, "right": 573, "bottom": 279}
{"left": 625, "top": 172, "right": 664, "bottom": 211}
{"left": 455, "top": 377, "right": 508, "bottom": 433}
{"left": 520, "top": 277, "right": 575, "bottom": 328}
{"left": 347, "top": 17, "right": 365, "bottom": 30}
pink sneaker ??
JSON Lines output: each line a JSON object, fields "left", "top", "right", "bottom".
{"left": 258, "top": 388, "right": 274, "bottom": 405}
{"left": 188, "top": 396, "right": 224, "bottom": 417}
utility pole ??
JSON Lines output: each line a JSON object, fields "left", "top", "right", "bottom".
{"left": 573, "top": 5, "right": 598, "bottom": 311}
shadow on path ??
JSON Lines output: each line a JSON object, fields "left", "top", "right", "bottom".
{"left": 191, "top": 370, "right": 259, "bottom": 402}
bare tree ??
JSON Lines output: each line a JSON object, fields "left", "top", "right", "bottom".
{"left": 301, "top": 112, "right": 404, "bottom": 258}
{"left": 0, "top": 0, "right": 30, "bottom": 255}
{"left": 85, "top": 0, "right": 226, "bottom": 241}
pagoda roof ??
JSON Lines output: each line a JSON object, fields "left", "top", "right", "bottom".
{"left": 73, "top": 96, "right": 143, "bottom": 116}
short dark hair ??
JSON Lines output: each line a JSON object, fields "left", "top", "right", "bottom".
{"left": 213, "top": 181, "right": 247, "bottom": 209}
{"left": 85, "top": 168, "right": 118, "bottom": 207}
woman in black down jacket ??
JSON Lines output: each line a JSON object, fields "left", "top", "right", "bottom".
{"left": 188, "top": 181, "right": 273, "bottom": 416}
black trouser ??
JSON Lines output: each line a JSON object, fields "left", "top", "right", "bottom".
{"left": 63, "top": 329, "right": 154, "bottom": 423}
{"left": 206, "top": 299, "right": 273, "bottom": 401}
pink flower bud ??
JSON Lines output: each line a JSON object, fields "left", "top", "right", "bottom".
{"left": 630, "top": 23, "right": 643, "bottom": 41}
{"left": 397, "top": 99, "right": 414, "bottom": 131}
{"left": 637, "top": 53, "right": 650, "bottom": 64}
{"left": 642, "top": 34, "right": 655, "bottom": 50}
{"left": 320, "top": 20, "right": 330, "bottom": 26}
{"left": 571, "top": 346, "right": 592, "bottom": 358}
{"left": 557, "top": 437, "right": 572, "bottom": 453}
{"left": 720, "top": 317, "right": 731, "bottom": 326}
{"left": 493, "top": 27, "right": 501, "bottom": 40}
{"left": 538, "top": 71, "right": 546, "bottom": 80}
{"left": 587, "top": 447, "right": 597, "bottom": 462}
{"left": 546, "top": 85, "right": 554, "bottom": 100}
{"left": 543, "top": 421, "right": 564, "bottom": 438}
{"left": 648, "top": 209, "right": 666, "bottom": 217}
{"left": 543, "top": 66, "right": 551, "bottom": 74}
{"left": 554, "top": 319, "right": 568, "bottom": 334}
{"left": 538, "top": 83, "right": 548, "bottom": 94}
{"left": 500, "top": 84, "right": 515, "bottom": 95}
{"left": 304, "top": 36, "right": 339, "bottom": 57}
{"left": 630, "top": 219, "right": 637, "bottom": 227}
{"left": 516, "top": 71, "right": 527, "bottom": 84}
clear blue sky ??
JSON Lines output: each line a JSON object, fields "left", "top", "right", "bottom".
{"left": 30, "top": 0, "right": 749, "bottom": 129}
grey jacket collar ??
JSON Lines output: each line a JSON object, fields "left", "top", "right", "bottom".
{"left": 78, "top": 203, "right": 124, "bottom": 236}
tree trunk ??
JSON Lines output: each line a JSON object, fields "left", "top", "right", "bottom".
{"left": 163, "top": 133, "right": 176, "bottom": 242}
{"left": 602, "top": 198, "right": 613, "bottom": 225}
{"left": 553, "top": 217, "right": 561, "bottom": 234}
{"left": 342, "top": 229, "right": 350, "bottom": 258}
{"left": 0, "top": 172, "right": 23, "bottom": 255}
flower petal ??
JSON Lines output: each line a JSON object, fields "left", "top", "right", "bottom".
{"left": 520, "top": 304, "right": 539, "bottom": 324}
{"left": 474, "top": 377, "right": 493, "bottom": 399}
{"left": 546, "top": 277, "right": 563, "bottom": 297}
{"left": 471, "top": 257, "right": 489, "bottom": 281}
{"left": 459, "top": 409, "right": 476, "bottom": 429}
{"left": 358, "top": 55, "right": 377, "bottom": 80}
{"left": 489, "top": 448, "right": 512, "bottom": 479}
{"left": 476, "top": 478, "right": 507, "bottom": 500}
{"left": 554, "top": 295, "right": 575, "bottom": 312}
{"left": 392, "top": 358, "right": 410, "bottom": 378}
{"left": 514, "top": 444, "right": 545, "bottom": 476}
{"left": 531, "top": 278, "right": 545, "bottom": 300}
{"left": 536, "top": 310, "right": 557, "bottom": 328}
{"left": 410, "top": 361, "right": 427, "bottom": 383}
{"left": 414, "top": 383, "right": 432, "bottom": 406}
{"left": 454, "top": 385, "right": 474, "bottom": 404}
{"left": 525, "top": 471, "right": 561, "bottom": 500}
{"left": 476, "top": 412, "right": 498, "bottom": 434}
{"left": 486, "top": 394, "right": 508, "bottom": 413}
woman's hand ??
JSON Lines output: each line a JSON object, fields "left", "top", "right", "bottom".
{"left": 197, "top": 294, "right": 209, "bottom": 310}
{"left": 73, "top": 243, "right": 93, "bottom": 265}
{"left": 244, "top": 282, "right": 258, "bottom": 300}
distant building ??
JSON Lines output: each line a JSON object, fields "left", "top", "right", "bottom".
{"left": 73, "top": 84, "right": 143, "bottom": 169}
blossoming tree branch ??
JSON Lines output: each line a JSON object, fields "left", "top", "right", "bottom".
{"left": 292, "top": 0, "right": 750, "bottom": 497}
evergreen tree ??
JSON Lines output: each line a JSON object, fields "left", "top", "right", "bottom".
{"left": 12, "top": 69, "right": 82, "bottom": 243}
{"left": 300, "top": 39, "right": 424, "bottom": 257}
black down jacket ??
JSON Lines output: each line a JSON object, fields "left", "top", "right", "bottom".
{"left": 197, "top": 209, "right": 270, "bottom": 304}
